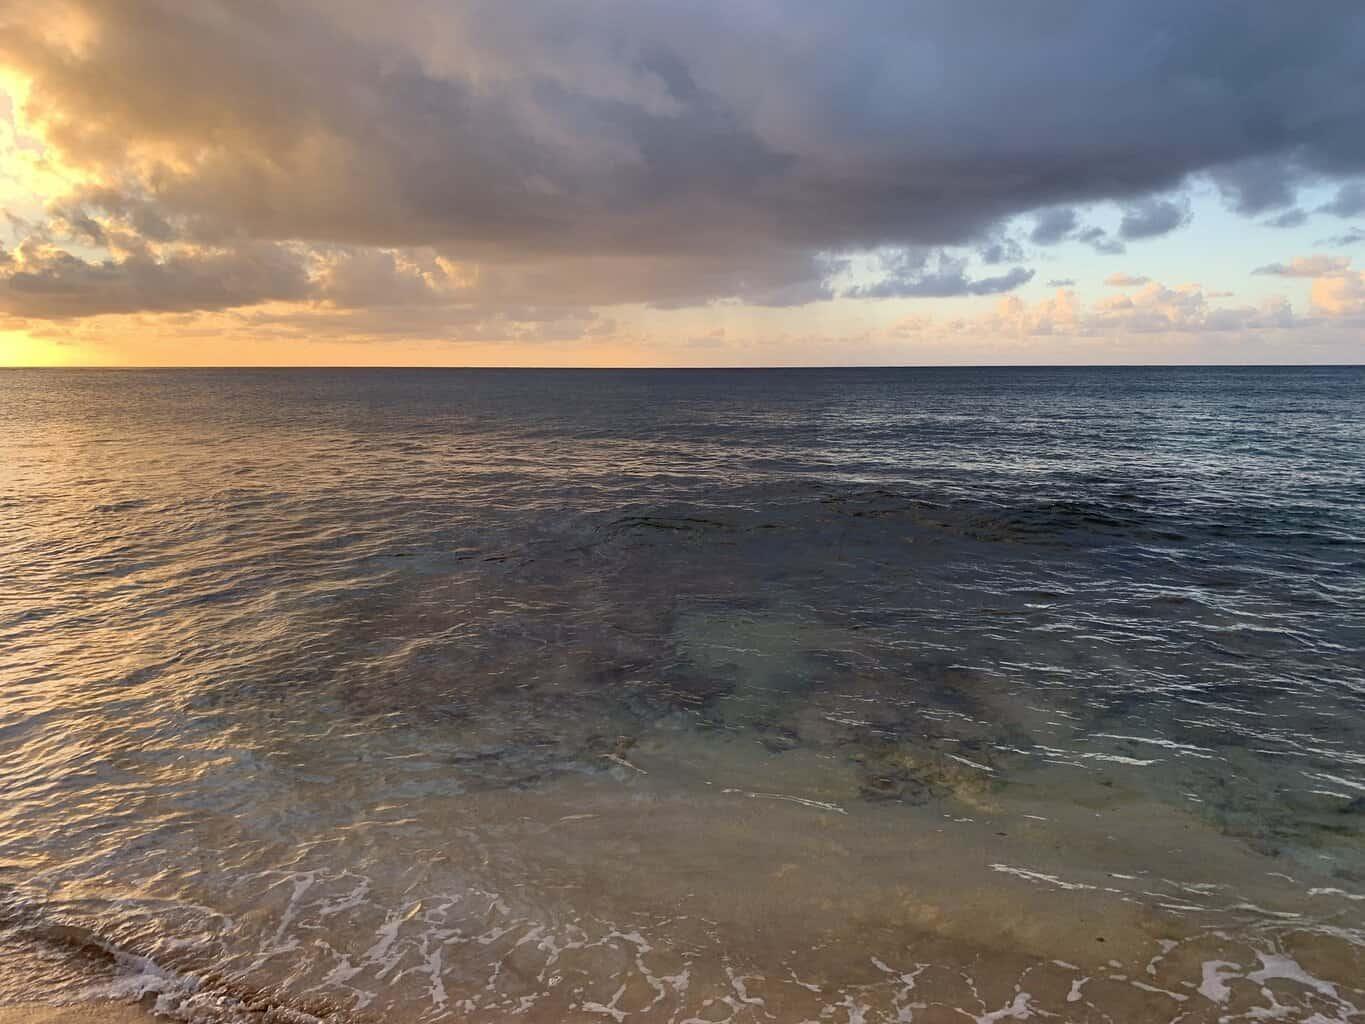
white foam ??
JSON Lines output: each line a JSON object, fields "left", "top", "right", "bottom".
{"left": 990, "top": 863, "right": 1097, "bottom": 892}
{"left": 1308, "top": 887, "right": 1365, "bottom": 902}
{"left": 974, "top": 991, "right": 1035, "bottom": 1022}
{"left": 1199, "top": 960, "right": 1240, "bottom": 1003}
{"left": 720, "top": 788, "right": 847, "bottom": 814}
{"left": 946, "top": 753, "right": 995, "bottom": 773}
{"left": 1090, "top": 733, "right": 1217, "bottom": 758}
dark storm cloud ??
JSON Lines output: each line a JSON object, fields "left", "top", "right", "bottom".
{"left": 1029, "top": 206, "right": 1133, "bottom": 253}
{"left": 1210, "top": 158, "right": 1301, "bottom": 215}
{"left": 4, "top": 0, "right": 1365, "bottom": 318}
{"left": 0, "top": 238, "right": 310, "bottom": 318}
{"left": 1030, "top": 209, "right": 1079, "bottom": 246}
{"left": 1118, "top": 198, "right": 1190, "bottom": 240}
{"left": 844, "top": 251, "right": 1033, "bottom": 299}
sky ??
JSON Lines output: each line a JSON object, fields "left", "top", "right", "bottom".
{"left": 0, "top": 1, "right": 1363, "bottom": 367}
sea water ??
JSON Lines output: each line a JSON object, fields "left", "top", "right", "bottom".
{"left": 1, "top": 367, "right": 1363, "bottom": 1022}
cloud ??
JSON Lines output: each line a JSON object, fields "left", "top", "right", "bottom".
{"left": 1247, "top": 252, "right": 1365, "bottom": 319}
{"left": 1028, "top": 209, "right": 1130, "bottom": 253}
{"left": 1076, "top": 227, "right": 1125, "bottom": 255}
{"left": 3, "top": 1, "right": 1365, "bottom": 324}
{"left": 1310, "top": 271, "right": 1365, "bottom": 316}
{"left": 888, "top": 280, "right": 1297, "bottom": 339}
{"left": 1211, "top": 157, "right": 1301, "bottom": 215}
{"left": 1105, "top": 272, "right": 1150, "bottom": 287}
{"left": 1030, "top": 208, "right": 1079, "bottom": 246}
{"left": 1317, "top": 182, "right": 1365, "bottom": 218}
{"left": 226, "top": 300, "right": 620, "bottom": 346}
{"left": 311, "top": 248, "right": 457, "bottom": 309}
{"left": 0, "top": 237, "right": 310, "bottom": 318}
{"left": 1118, "top": 197, "right": 1190, "bottom": 240}
{"left": 1090, "top": 283, "right": 1293, "bottom": 333}
{"left": 977, "top": 290, "right": 1085, "bottom": 337}
{"left": 1317, "top": 227, "right": 1365, "bottom": 247}
{"left": 1252, "top": 255, "right": 1352, "bottom": 278}
{"left": 843, "top": 250, "right": 1033, "bottom": 299}
{"left": 1046, "top": 278, "right": 1076, "bottom": 287}
{"left": 1265, "top": 208, "right": 1308, "bottom": 229}
{"left": 979, "top": 237, "right": 1024, "bottom": 265}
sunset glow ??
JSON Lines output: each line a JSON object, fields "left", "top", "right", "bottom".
{"left": 0, "top": 2, "right": 1361, "bottom": 365}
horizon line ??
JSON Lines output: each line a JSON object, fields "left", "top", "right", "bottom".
{"left": 3, "top": 362, "right": 1362, "bottom": 372}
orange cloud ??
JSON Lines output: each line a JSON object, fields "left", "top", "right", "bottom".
{"left": 1310, "top": 271, "right": 1365, "bottom": 316}
{"left": 887, "top": 281, "right": 1294, "bottom": 339}
{"left": 1103, "top": 272, "right": 1150, "bottom": 287}
{"left": 1253, "top": 255, "right": 1352, "bottom": 278}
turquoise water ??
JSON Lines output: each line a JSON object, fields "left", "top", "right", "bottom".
{"left": 1, "top": 367, "right": 1363, "bottom": 1022}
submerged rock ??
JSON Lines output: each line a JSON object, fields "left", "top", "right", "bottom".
{"left": 854, "top": 740, "right": 1004, "bottom": 808}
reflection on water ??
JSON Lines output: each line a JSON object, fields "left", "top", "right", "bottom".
{"left": 1, "top": 367, "right": 1363, "bottom": 1022}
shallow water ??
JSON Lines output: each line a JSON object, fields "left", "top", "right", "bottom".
{"left": 1, "top": 366, "right": 1363, "bottom": 1023}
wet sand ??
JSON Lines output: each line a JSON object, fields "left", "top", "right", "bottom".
{"left": 0, "top": 1005, "right": 158, "bottom": 1024}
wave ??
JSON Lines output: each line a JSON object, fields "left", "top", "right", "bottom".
{"left": 0, "top": 888, "right": 358, "bottom": 1024}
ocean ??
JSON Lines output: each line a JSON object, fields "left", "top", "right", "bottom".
{"left": 1, "top": 366, "right": 1363, "bottom": 1022}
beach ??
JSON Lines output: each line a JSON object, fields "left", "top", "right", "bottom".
{"left": 0, "top": 1007, "right": 156, "bottom": 1024}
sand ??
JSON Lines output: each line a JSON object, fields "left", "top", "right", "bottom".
{"left": 0, "top": 1005, "right": 160, "bottom": 1024}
